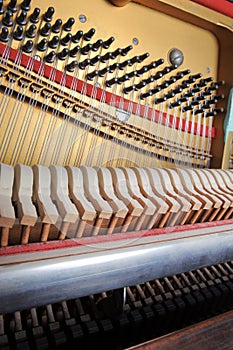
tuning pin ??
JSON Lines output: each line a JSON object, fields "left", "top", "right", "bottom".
{"left": 159, "top": 81, "right": 169, "bottom": 89}
{"left": 40, "top": 22, "right": 51, "bottom": 36}
{"left": 92, "top": 39, "right": 103, "bottom": 51}
{"left": 190, "top": 100, "right": 199, "bottom": 106}
{"left": 182, "top": 104, "right": 193, "bottom": 112}
{"left": 152, "top": 72, "right": 163, "bottom": 80}
{"left": 13, "top": 25, "right": 23, "bottom": 40}
{"left": 198, "top": 77, "right": 213, "bottom": 86}
{"left": 118, "top": 59, "right": 131, "bottom": 70}
{"left": 57, "top": 48, "right": 69, "bottom": 60}
{"left": 72, "top": 30, "right": 83, "bottom": 43}
{"left": 182, "top": 90, "right": 194, "bottom": 98}
{"left": 165, "top": 91, "right": 175, "bottom": 100}
{"left": 90, "top": 55, "right": 101, "bottom": 66}
{"left": 43, "top": 7, "right": 55, "bottom": 22}
{"left": 17, "top": 10, "right": 27, "bottom": 25}
{"left": 214, "top": 94, "right": 225, "bottom": 101}
{"left": 49, "top": 35, "right": 59, "bottom": 48}
{"left": 26, "top": 24, "right": 36, "bottom": 38}
{"left": 22, "top": 39, "right": 33, "bottom": 53}
{"left": 213, "top": 107, "right": 224, "bottom": 113}
{"left": 180, "top": 82, "right": 190, "bottom": 89}
{"left": 118, "top": 74, "right": 130, "bottom": 84}
{"left": 66, "top": 60, "right": 79, "bottom": 72}
{"left": 69, "top": 45, "right": 80, "bottom": 57}
{"left": 86, "top": 70, "right": 99, "bottom": 80}
{"left": 136, "top": 66, "right": 149, "bottom": 77}
{"left": 7, "top": 0, "right": 17, "bottom": 12}
{"left": 102, "top": 36, "right": 115, "bottom": 49}
{"left": 204, "top": 111, "right": 217, "bottom": 118}
{"left": 150, "top": 86, "right": 161, "bottom": 95}
{"left": 105, "top": 77, "right": 118, "bottom": 87}
{"left": 63, "top": 17, "right": 75, "bottom": 31}
{"left": 166, "top": 77, "right": 177, "bottom": 86}
{"left": 144, "top": 61, "right": 157, "bottom": 72}
{"left": 191, "top": 87, "right": 201, "bottom": 93}
{"left": 135, "top": 81, "right": 147, "bottom": 90}
{"left": 44, "top": 50, "right": 56, "bottom": 63}
{"left": 108, "top": 62, "right": 119, "bottom": 73}
{"left": 194, "top": 95, "right": 205, "bottom": 102}
{"left": 208, "top": 83, "right": 220, "bottom": 91}
{"left": 126, "top": 71, "right": 136, "bottom": 79}
{"left": 170, "top": 72, "right": 183, "bottom": 82}
{"left": 144, "top": 76, "right": 155, "bottom": 85}
{"left": 98, "top": 66, "right": 110, "bottom": 77}
{"left": 179, "top": 97, "right": 189, "bottom": 103}
{"left": 213, "top": 80, "right": 225, "bottom": 87}
{"left": 182, "top": 76, "right": 196, "bottom": 85}
{"left": 169, "top": 100, "right": 181, "bottom": 108}
{"left": 129, "top": 56, "right": 140, "bottom": 65}
{"left": 173, "top": 86, "right": 182, "bottom": 94}
{"left": 170, "top": 64, "right": 178, "bottom": 71}
{"left": 121, "top": 45, "right": 133, "bottom": 56}
{"left": 171, "top": 73, "right": 183, "bottom": 82}
{"left": 160, "top": 66, "right": 172, "bottom": 76}
{"left": 194, "top": 108, "right": 204, "bottom": 115}
{"left": 37, "top": 38, "right": 48, "bottom": 52}
{"left": 78, "top": 58, "right": 90, "bottom": 70}
{"left": 111, "top": 48, "right": 122, "bottom": 59}
{"left": 140, "top": 90, "right": 152, "bottom": 99}
{"left": 123, "top": 85, "right": 136, "bottom": 94}
{"left": 205, "top": 85, "right": 219, "bottom": 92}
{"left": 100, "top": 52, "right": 112, "bottom": 63}
{"left": 138, "top": 52, "right": 149, "bottom": 63}
{"left": 0, "top": 27, "right": 9, "bottom": 42}
{"left": 202, "top": 89, "right": 212, "bottom": 97}
{"left": 149, "top": 58, "right": 164, "bottom": 69}
{"left": 189, "top": 73, "right": 202, "bottom": 80}
{"left": 3, "top": 11, "right": 13, "bottom": 27}
{"left": 80, "top": 43, "right": 92, "bottom": 55}
{"left": 61, "top": 33, "right": 72, "bottom": 46}
{"left": 0, "top": 0, "right": 3, "bottom": 14}
{"left": 154, "top": 96, "right": 167, "bottom": 104}
{"left": 180, "top": 69, "right": 191, "bottom": 77}
{"left": 205, "top": 98, "right": 218, "bottom": 106}
{"left": 83, "top": 28, "right": 95, "bottom": 41}
{"left": 21, "top": 0, "right": 31, "bottom": 11}
{"left": 51, "top": 19, "right": 62, "bottom": 33}
{"left": 30, "top": 8, "right": 40, "bottom": 23}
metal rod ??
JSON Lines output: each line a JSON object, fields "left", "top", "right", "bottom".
{"left": 0, "top": 231, "right": 233, "bottom": 314}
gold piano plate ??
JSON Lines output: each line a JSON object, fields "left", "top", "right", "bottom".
{"left": 0, "top": 0, "right": 226, "bottom": 168}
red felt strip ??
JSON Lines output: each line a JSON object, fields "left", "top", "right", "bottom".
{"left": 191, "top": 0, "right": 233, "bottom": 18}
{"left": 1, "top": 219, "right": 232, "bottom": 257}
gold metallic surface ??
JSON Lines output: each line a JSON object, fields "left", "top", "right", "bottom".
{"left": 0, "top": 0, "right": 224, "bottom": 167}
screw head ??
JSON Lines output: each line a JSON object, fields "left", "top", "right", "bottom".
{"left": 132, "top": 37, "right": 139, "bottom": 45}
{"left": 79, "top": 14, "right": 87, "bottom": 23}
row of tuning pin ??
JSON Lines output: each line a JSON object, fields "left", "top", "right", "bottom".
{"left": 0, "top": 0, "right": 121, "bottom": 65}
{"left": 167, "top": 78, "right": 225, "bottom": 117}
{"left": 0, "top": 0, "right": 182, "bottom": 81}
{"left": 0, "top": 1, "right": 174, "bottom": 93}
{"left": 0, "top": 0, "right": 225, "bottom": 116}
{"left": 0, "top": 0, "right": 159, "bottom": 85}
{"left": 99, "top": 58, "right": 225, "bottom": 117}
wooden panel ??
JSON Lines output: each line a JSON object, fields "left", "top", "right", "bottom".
{"left": 129, "top": 310, "right": 233, "bottom": 350}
